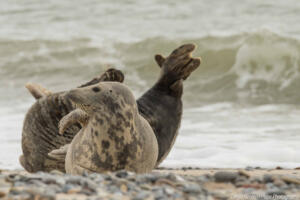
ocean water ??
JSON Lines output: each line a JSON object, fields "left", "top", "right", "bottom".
{"left": 1, "top": 0, "right": 300, "bottom": 169}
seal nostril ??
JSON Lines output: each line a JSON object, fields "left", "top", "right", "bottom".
{"left": 92, "top": 87, "right": 101, "bottom": 92}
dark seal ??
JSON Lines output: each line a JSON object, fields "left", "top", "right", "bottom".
{"left": 137, "top": 44, "right": 200, "bottom": 165}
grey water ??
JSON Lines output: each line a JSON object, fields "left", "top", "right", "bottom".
{"left": 1, "top": 0, "right": 300, "bottom": 169}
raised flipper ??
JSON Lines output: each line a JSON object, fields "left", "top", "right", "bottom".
{"left": 25, "top": 83, "right": 52, "bottom": 99}
{"left": 78, "top": 68, "right": 124, "bottom": 88}
{"left": 155, "top": 44, "right": 201, "bottom": 80}
{"left": 155, "top": 54, "right": 166, "bottom": 68}
{"left": 59, "top": 109, "right": 89, "bottom": 135}
{"left": 48, "top": 144, "right": 69, "bottom": 161}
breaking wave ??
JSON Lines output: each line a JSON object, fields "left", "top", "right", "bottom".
{"left": 1, "top": 30, "right": 300, "bottom": 105}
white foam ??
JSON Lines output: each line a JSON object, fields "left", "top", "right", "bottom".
{"left": 161, "top": 104, "right": 300, "bottom": 169}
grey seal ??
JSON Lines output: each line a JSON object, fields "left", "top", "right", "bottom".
{"left": 20, "top": 69, "right": 124, "bottom": 172}
{"left": 54, "top": 82, "right": 158, "bottom": 174}
{"left": 137, "top": 44, "right": 200, "bottom": 165}
{"left": 20, "top": 44, "right": 200, "bottom": 172}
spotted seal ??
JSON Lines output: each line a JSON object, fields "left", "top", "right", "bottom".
{"left": 53, "top": 82, "right": 158, "bottom": 174}
{"left": 20, "top": 68, "right": 124, "bottom": 172}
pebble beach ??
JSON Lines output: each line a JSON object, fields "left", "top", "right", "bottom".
{"left": 1, "top": 168, "right": 300, "bottom": 200}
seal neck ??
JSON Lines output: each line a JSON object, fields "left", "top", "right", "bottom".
{"left": 153, "top": 73, "right": 183, "bottom": 98}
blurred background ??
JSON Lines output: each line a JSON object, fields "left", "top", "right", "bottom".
{"left": 1, "top": 0, "right": 300, "bottom": 169}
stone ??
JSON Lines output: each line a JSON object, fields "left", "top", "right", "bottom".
{"left": 214, "top": 171, "right": 238, "bottom": 183}
{"left": 281, "top": 176, "right": 300, "bottom": 185}
{"left": 0, "top": 191, "right": 6, "bottom": 198}
{"left": 266, "top": 188, "right": 286, "bottom": 196}
{"left": 133, "top": 191, "right": 151, "bottom": 200}
{"left": 115, "top": 170, "right": 129, "bottom": 178}
{"left": 263, "top": 174, "right": 274, "bottom": 183}
{"left": 273, "top": 179, "right": 286, "bottom": 187}
{"left": 183, "top": 183, "right": 201, "bottom": 194}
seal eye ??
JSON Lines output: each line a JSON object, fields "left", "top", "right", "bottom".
{"left": 92, "top": 87, "right": 100, "bottom": 92}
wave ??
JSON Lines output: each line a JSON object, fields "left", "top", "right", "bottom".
{"left": 115, "top": 30, "right": 300, "bottom": 105}
{"left": 1, "top": 30, "right": 300, "bottom": 105}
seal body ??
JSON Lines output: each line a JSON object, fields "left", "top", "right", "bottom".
{"left": 20, "top": 69, "right": 124, "bottom": 172}
{"left": 21, "top": 92, "right": 80, "bottom": 172}
{"left": 137, "top": 85, "right": 182, "bottom": 165}
{"left": 61, "top": 82, "right": 158, "bottom": 174}
{"left": 137, "top": 44, "right": 200, "bottom": 165}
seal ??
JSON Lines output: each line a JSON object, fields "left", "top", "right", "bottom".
{"left": 52, "top": 82, "right": 158, "bottom": 174}
{"left": 137, "top": 44, "right": 201, "bottom": 165}
{"left": 21, "top": 44, "right": 200, "bottom": 172}
{"left": 20, "top": 68, "right": 124, "bottom": 172}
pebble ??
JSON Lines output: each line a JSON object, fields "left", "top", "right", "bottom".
{"left": 0, "top": 191, "right": 5, "bottom": 198}
{"left": 263, "top": 174, "right": 274, "bottom": 183}
{"left": 115, "top": 170, "right": 129, "bottom": 178}
{"left": 182, "top": 183, "right": 201, "bottom": 194}
{"left": 133, "top": 191, "right": 151, "bottom": 200}
{"left": 1, "top": 169, "right": 299, "bottom": 199}
{"left": 214, "top": 171, "right": 238, "bottom": 183}
{"left": 245, "top": 166, "right": 254, "bottom": 171}
{"left": 266, "top": 188, "right": 286, "bottom": 196}
{"left": 273, "top": 179, "right": 286, "bottom": 187}
{"left": 235, "top": 175, "right": 248, "bottom": 184}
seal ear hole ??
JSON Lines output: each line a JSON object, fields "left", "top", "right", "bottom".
{"left": 109, "top": 90, "right": 112, "bottom": 93}
{"left": 92, "top": 87, "right": 101, "bottom": 92}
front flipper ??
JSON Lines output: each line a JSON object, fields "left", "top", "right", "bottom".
{"left": 155, "top": 44, "right": 201, "bottom": 80}
{"left": 78, "top": 68, "right": 124, "bottom": 88}
{"left": 59, "top": 109, "right": 89, "bottom": 135}
{"left": 25, "top": 83, "right": 52, "bottom": 99}
{"left": 48, "top": 144, "right": 70, "bottom": 161}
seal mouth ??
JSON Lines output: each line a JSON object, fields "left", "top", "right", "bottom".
{"left": 65, "top": 91, "right": 92, "bottom": 111}
{"left": 74, "top": 102, "right": 92, "bottom": 111}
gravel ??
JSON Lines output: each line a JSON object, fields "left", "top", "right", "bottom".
{"left": 1, "top": 169, "right": 300, "bottom": 200}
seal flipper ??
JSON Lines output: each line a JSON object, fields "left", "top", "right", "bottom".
{"left": 78, "top": 68, "right": 124, "bottom": 88}
{"left": 48, "top": 144, "right": 69, "bottom": 161}
{"left": 155, "top": 54, "right": 166, "bottom": 68}
{"left": 181, "top": 58, "right": 201, "bottom": 80}
{"left": 25, "top": 83, "right": 52, "bottom": 99}
{"left": 157, "top": 44, "right": 201, "bottom": 81}
{"left": 59, "top": 109, "right": 89, "bottom": 135}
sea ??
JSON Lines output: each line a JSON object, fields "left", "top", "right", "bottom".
{"left": 1, "top": 0, "right": 300, "bottom": 170}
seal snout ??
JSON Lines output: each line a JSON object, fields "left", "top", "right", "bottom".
{"left": 65, "top": 89, "right": 83, "bottom": 104}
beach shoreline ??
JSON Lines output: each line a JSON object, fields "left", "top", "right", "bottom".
{"left": 1, "top": 168, "right": 300, "bottom": 199}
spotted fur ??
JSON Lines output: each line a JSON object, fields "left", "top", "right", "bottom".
{"left": 58, "top": 82, "right": 158, "bottom": 174}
